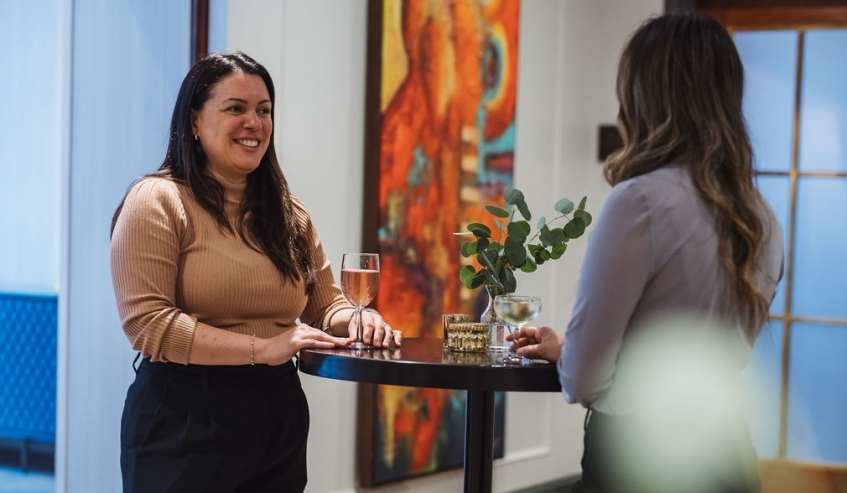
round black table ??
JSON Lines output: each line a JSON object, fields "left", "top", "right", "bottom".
{"left": 298, "top": 338, "right": 562, "bottom": 493}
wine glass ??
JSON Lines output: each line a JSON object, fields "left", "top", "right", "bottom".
{"left": 493, "top": 294, "right": 542, "bottom": 365}
{"left": 341, "top": 253, "right": 380, "bottom": 349}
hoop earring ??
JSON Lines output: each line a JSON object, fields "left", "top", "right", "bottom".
{"left": 194, "top": 134, "right": 199, "bottom": 141}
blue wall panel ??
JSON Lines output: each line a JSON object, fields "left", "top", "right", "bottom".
{"left": 0, "top": 293, "right": 57, "bottom": 443}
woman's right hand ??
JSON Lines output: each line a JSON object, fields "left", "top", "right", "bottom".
{"left": 257, "top": 324, "right": 353, "bottom": 366}
{"left": 507, "top": 325, "right": 564, "bottom": 363}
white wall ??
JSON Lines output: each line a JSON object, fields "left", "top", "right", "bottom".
{"left": 56, "top": 0, "right": 662, "bottom": 491}
{"left": 59, "top": 1, "right": 191, "bottom": 492}
{"left": 228, "top": 2, "right": 370, "bottom": 491}
{"left": 0, "top": 0, "right": 65, "bottom": 295}
{"left": 226, "top": 1, "right": 662, "bottom": 492}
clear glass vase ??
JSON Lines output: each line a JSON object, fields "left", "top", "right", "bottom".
{"left": 480, "top": 284, "right": 501, "bottom": 324}
{"left": 480, "top": 285, "right": 509, "bottom": 351}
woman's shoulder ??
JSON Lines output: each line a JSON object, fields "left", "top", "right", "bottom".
{"left": 287, "top": 195, "right": 324, "bottom": 244}
{"left": 289, "top": 194, "right": 308, "bottom": 212}
{"left": 619, "top": 163, "right": 690, "bottom": 191}
{"left": 288, "top": 194, "right": 314, "bottom": 223}
{"left": 112, "top": 175, "right": 189, "bottom": 237}
{"left": 614, "top": 164, "right": 694, "bottom": 206}
{"left": 604, "top": 165, "right": 709, "bottom": 237}
{"left": 123, "top": 175, "right": 189, "bottom": 214}
{"left": 127, "top": 175, "right": 183, "bottom": 197}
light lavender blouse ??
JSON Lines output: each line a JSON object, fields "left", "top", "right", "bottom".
{"left": 558, "top": 164, "right": 784, "bottom": 415}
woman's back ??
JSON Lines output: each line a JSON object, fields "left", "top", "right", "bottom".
{"left": 559, "top": 163, "right": 783, "bottom": 414}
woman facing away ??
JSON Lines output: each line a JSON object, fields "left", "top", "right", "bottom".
{"left": 110, "top": 51, "right": 400, "bottom": 493}
{"left": 509, "top": 13, "right": 784, "bottom": 493}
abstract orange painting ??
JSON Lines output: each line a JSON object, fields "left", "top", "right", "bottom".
{"left": 359, "top": 0, "right": 520, "bottom": 485}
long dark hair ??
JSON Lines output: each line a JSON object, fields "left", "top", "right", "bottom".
{"left": 605, "top": 13, "right": 769, "bottom": 337}
{"left": 113, "top": 52, "right": 317, "bottom": 293}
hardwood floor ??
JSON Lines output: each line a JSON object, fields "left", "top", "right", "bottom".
{"left": 760, "top": 460, "right": 847, "bottom": 493}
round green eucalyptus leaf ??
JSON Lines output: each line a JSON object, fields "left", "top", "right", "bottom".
{"left": 537, "top": 216, "right": 547, "bottom": 230}
{"left": 532, "top": 244, "right": 550, "bottom": 264}
{"left": 503, "top": 187, "right": 525, "bottom": 204}
{"left": 555, "top": 198, "right": 575, "bottom": 215}
{"left": 573, "top": 209, "right": 592, "bottom": 227}
{"left": 549, "top": 228, "right": 566, "bottom": 245}
{"left": 507, "top": 220, "right": 530, "bottom": 242}
{"left": 578, "top": 196, "right": 587, "bottom": 211}
{"left": 475, "top": 252, "right": 491, "bottom": 271}
{"left": 563, "top": 217, "right": 586, "bottom": 239}
{"left": 459, "top": 265, "right": 477, "bottom": 285}
{"left": 551, "top": 243, "right": 567, "bottom": 259}
{"left": 521, "top": 259, "right": 538, "bottom": 273}
{"left": 470, "top": 274, "right": 487, "bottom": 289}
{"left": 539, "top": 226, "right": 554, "bottom": 247}
{"left": 514, "top": 199, "right": 531, "bottom": 221}
{"left": 461, "top": 241, "right": 478, "bottom": 257}
{"left": 485, "top": 205, "right": 510, "bottom": 218}
{"left": 467, "top": 222, "right": 492, "bottom": 238}
{"left": 504, "top": 237, "right": 527, "bottom": 267}
{"left": 539, "top": 226, "right": 564, "bottom": 247}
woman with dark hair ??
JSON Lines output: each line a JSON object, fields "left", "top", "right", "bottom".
{"left": 111, "top": 52, "right": 400, "bottom": 492}
{"left": 509, "top": 13, "right": 783, "bottom": 493}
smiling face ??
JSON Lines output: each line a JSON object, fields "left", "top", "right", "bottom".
{"left": 191, "top": 72, "right": 273, "bottom": 181}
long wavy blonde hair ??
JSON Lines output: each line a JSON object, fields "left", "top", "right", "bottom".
{"left": 605, "top": 13, "right": 770, "bottom": 338}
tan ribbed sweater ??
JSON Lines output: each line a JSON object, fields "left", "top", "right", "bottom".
{"left": 110, "top": 173, "right": 350, "bottom": 364}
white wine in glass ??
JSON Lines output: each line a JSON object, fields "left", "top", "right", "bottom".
{"left": 493, "top": 295, "right": 541, "bottom": 365}
{"left": 341, "top": 253, "right": 380, "bottom": 349}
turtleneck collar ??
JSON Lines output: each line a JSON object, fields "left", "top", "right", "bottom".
{"left": 207, "top": 168, "right": 247, "bottom": 203}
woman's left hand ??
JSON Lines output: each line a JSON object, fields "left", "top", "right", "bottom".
{"left": 353, "top": 309, "right": 403, "bottom": 349}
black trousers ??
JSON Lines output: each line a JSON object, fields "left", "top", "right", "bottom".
{"left": 573, "top": 409, "right": 762, "bottom": 493}
{"left": 121, "top": 358, "right": 310, "bottom": 493}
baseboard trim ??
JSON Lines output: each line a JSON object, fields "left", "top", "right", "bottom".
{"left": 0, "top": 437, "right": 55, "bottom": 473}
{"left": 511, "top": 475, "right": 581, "bottom": 493}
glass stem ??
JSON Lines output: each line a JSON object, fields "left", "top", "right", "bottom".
{"left": 356, "top": 306, "right": 364, "bottom": 344}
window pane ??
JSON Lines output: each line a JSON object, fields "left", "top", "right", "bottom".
{"left": 743, "top": 320, "right": 784, "bottom": 459}
{"left": 799, "top": 29, "right": 847, "bottom": 173}
{"left": 755, "top": 176, "right": 790, "bottom": 315}
{"left": 208, "top": 0, "right": 228, "bottom": 54}
{"left": 735, "top": 31, "right": 797, "bottom": 173}
{"left": 792, "top": 177, "right": 847, "bottom": 318}
{"left": 787, "top": 322, "right": 847, "bottom": 463}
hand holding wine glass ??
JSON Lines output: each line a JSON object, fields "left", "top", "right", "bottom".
{"left": 493, "top": 294, "right": 542, "bottom": 365}
{"left": 341, "top": 253, "right": 380, "bottom": 349}
{"left": 506, "top": 325, "right": 563, "bottom": 363}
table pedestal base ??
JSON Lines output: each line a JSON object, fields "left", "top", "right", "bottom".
{"left": 464, "top": 389, "right": 495, "bottom": 493}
